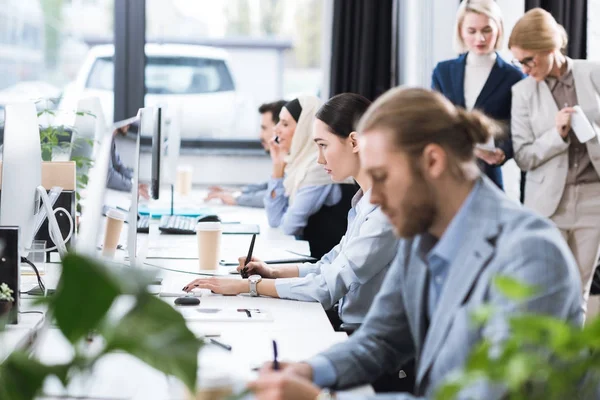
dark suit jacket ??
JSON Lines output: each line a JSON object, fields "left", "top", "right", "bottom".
{"left": 431, "top": 52, "right": 525, "bottom": 190}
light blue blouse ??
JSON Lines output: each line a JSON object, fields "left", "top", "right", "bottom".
{"left": 264, "top": 177, "right": 342, "bottom": 236}
{"left": 274, "top": 190, "right": 398, "bottom": 323}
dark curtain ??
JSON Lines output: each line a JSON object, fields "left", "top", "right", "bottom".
{"left": 525, "top": 0, "right": 587, "bottom": 59}
{"left": 329, "top": 0, "right": 395, "bottom": 101}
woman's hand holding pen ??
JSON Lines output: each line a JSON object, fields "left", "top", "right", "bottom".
{"left": 237, "top": 256, "right": 276, "bottom": 279}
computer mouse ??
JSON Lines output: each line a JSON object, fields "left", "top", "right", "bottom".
{"left": 174, "top": 296, "right": 200, "bottom": 306}
{"left": 197, "top": 214, "right": 221, "bottom": 223}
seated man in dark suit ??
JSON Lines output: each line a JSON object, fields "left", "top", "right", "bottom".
{"left": 247, "top": 88, "right": 582, "bottom": 399}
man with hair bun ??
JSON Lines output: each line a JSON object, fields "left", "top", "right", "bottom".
{"left": 246, "top": 87, "right": 582, "bottom": 400}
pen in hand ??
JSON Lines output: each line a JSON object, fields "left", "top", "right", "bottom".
{"left": 272, "top": 339, "right": 279, "bottom": 370}
{"left": 241, "top": 233, "right": 257, "bottom": 279}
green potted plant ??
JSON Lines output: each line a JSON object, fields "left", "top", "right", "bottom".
{"left": 37, "top": 101, "right": 95, "bottom": 212}
{"left": 0, "top": 253, "right": 204, "bottom": 400}
{"left": 0, "top": 282, "right": 14, "bottom": 317}
{"left": 435, "top": 277, "right": 600, "bottom": 400}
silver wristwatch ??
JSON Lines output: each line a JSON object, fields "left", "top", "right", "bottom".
{"left": 248, "top": 274, "right": 262, "bottom": 297}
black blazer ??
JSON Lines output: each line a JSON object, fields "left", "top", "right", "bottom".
{"left": 431, "top": 52, "right": 525, "bottom": 189}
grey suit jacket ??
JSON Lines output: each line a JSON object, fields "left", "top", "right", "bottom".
{"left": 312, "top": 177, "right": 582, "bottom": 399}
{"left": 511, "top": 59, "right": 600, "bottom": 217}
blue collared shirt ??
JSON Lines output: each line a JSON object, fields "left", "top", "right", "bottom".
{"left": 420, "top": 179, "right": 482, "bottom": 319}
{"left": 310, "top": 179, "right": 483, "bottom": 388}
{"left": 264, "top": 177, "right": 342, "bottom": 236}
{"left": 236, "top": 182, "right": 268, "bottom": 208}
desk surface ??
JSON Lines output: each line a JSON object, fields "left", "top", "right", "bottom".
{"left": 5, "top": 190, "right": 373, "bottom": 399}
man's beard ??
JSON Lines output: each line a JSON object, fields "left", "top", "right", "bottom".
{"left": 395, "top": 173, "right": 436, "bottom": 239}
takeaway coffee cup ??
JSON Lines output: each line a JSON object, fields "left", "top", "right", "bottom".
{"left": 176, "top": 165, "right": 193, "bottom": 196}
{"left": 196, "top": 222, "right": 222, "bottom": 270}
{"left": 103, "top": 209, "right": 126, "bottom": 257}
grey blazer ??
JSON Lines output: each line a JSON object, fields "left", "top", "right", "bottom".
{"left": 511, "top": 59, "right": 600, "bottom": 217}
{"left": 311, "top": 177, "right": 582, "bottom": 399}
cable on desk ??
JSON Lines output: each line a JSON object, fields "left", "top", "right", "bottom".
{"left": 18, "top": 311, "right": 45, "bottom": 315}
{"left": 21, "top": 256, "right": 46, "bottom": 294}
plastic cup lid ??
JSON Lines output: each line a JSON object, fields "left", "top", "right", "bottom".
{"left": 106, "top": 209, "right": 127, "bottom": 221}
{"left": 196, "top": 222, "right": 222, "bottom": 231}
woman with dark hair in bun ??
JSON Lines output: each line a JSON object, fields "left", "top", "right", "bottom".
{"left": 184, "top": 93, "right": 398, "bottom": 327}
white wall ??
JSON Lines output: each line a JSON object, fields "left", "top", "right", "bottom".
{"left": 398, "top": 0, "right": 525, "bottom": 87}
{"left": 589, "top": 0, "right": 600, "bottom": 60}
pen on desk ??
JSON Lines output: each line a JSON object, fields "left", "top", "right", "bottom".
{"left": 209, "top": 337, "right": 232, "bottom": 351}
{"left": 272, "top": 340, "right": 279, "bottom": 370}
{"left": 241, "top": 233, "right": 257, "bottom": 279}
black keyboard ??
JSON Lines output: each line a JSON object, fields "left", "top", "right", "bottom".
{"left": 159, "top": 215, "right": 259, "bottom": 235}
{"left": 158, "top": 215, "right": 198, "bottom": 234}
{"left": 137, "top": 215, "right": 150, "bottom": 233}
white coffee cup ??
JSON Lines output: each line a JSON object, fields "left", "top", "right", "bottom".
{"left": 103, "top": 209, "right": 126, "bottom": 257}
{"left": 196, "top": 222, "right": 222, "bottom": 270}
{"left": 176, "top": 165, "right": 193, "bottom": 196}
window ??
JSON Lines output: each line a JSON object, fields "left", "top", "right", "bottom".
{"left": 145, "top": 0, "right": 326, "bottom": 142}
{"left": 86, "top": 56, "right": 234, "bottom": 94}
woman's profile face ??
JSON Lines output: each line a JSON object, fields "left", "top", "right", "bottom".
{"left": 273, "top": 107, "right": 297, "bottom": 153}
{"left": 460, "top": 11, "right": 499, "bottom": 55}
{"left": 313, "top": 119, "right": 358, "bottom": 182}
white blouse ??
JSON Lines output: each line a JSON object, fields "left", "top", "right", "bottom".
{"left": 464, "top": 52, "right": 496, "bottom": 111}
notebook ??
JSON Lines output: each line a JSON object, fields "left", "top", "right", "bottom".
{"left": 180, "top": 308, "right": 273, "bottom": 322}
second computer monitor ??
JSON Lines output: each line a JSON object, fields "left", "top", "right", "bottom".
{"left": 0, "top": 102, "right": 43, "bottom": 255}
{"left": 151, "top": 107, "right": 162, "bottom": 200}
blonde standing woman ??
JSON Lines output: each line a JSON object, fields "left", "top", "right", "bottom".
{"left": 431, "top": 0, "right": 525, "bottom": 190}
{"left": 510, "top": 8, "right": 600, "bottom": 317}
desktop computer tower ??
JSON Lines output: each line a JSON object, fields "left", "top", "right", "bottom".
{"left": 0, "top": 226, "right": 20, "bottom": 324}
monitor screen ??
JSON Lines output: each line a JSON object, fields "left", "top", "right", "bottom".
{"left": 0, "top": 102, "right": 43, "bottom": 255}
{"left": 151, "top": 107, "right": 162, "bottom": 200}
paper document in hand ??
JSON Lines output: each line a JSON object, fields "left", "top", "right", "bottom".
{"left": 570, "top": 105, "right": 598, "bottom": 143}
{"left": 476, "top": 136, "right": 496, "bottom": 152}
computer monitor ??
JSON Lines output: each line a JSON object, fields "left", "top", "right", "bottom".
{"left": 76, "top": 128, "right": 114, "bottom": 257}
{"left": 128, "top": 107, "right": 152, "bottom": 267}
{"left": 70, "top": 97, "right": 107, "bottom": 177}
{"left": 78, "top": 109, "right": 149, "bottom": 267}
{"left": 0, "top": 102, "right": 42, "bottom": 256}
{"left": 150, "top": 107, "right": 162, "bottom": 200}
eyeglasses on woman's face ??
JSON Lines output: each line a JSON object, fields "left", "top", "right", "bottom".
{"left": 511, "top": 55, "right": 536, "bottom": 69}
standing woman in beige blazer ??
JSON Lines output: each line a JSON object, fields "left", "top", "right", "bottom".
{"left": 509, "top": 8, "right": 600, "bottom": 316}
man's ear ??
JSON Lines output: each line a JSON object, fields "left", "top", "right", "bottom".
{"left": 421, "top": 143, "right": 446, "bottom": 179}
{"left": 349, "top": 132, "right": 359, "bottom": 154}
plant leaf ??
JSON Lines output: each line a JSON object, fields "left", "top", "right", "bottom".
{"left": 48, "top": 253, "right": 122, "bottom": 343}
{"left": 0, "top": 352, "right": 69, "bottom": 400}
{"left": 103, "top": 293, "right": 202, "bottom": 392}
{"left": 470, "top": 304, "right": 496, "bottom": 327}
{"left": 493, "top": 275, "right": 537, "bottom": 301}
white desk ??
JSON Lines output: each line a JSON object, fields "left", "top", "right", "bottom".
{"left": 0, "top": 310, "right": 45, "bottom": 363}
{"left": 14, "top": 191, "right": 373, "bottom": 399}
